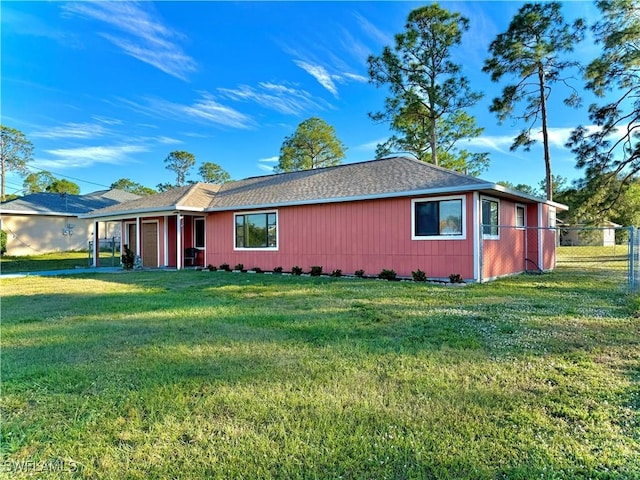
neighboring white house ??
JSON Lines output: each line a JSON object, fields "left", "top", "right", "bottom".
{"left": 560, "top": 221, "right": 621, "bottom": 247}
{"left": 0, "top": 189, "right": 140, "bottom": 256}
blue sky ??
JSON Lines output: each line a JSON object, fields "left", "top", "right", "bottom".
{"left": 2, "top": 1, "right": 603, "bottom": 195}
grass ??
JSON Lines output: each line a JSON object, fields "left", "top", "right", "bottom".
{"left": 1, "top": 266, "right": 639, "bottom": 478}
{"left": 0, "top": 251, "right": 121, "bottom": 274}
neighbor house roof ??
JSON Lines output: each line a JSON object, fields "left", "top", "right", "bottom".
{"left": 0, "top": 189, "right": 141, "bottom": 216}
{"left": 81, "top": 183, "right": 221, "bottom": 219}
{"left": 82, "top": 157, "right": 567, "bottom": 219}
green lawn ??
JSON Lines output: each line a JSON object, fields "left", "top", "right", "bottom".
{"left": 0, "top": 251, "right": 122, "bottom": 274}
{"left": 1, "top": 269, "right": 639, "bottom": 479}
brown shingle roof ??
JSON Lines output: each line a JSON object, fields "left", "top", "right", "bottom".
{"left": 84, "top": 183, "right": 220, "bottom": 218}
{"left": 209, "top": 156, "right": 491, "bottom": 210}
{"left": 84, "top": 157, "right": 558, "bottom": 219}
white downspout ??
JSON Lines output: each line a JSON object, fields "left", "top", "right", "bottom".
{"left": 176, "top": 214, "right": 182, "bottom": 270}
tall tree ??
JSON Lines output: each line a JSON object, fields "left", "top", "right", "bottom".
{"left": 110, "top": 178, "right": 156, "bottom": 196}
{"left": 483, "top": 2, "right": 585, "bottom": 201}
{"left": 368, "top": 4, "right": 488, "bottom": 175}
{"left": 23, "top": 171, "right": 56, "bottom": 194}
{"left": 276, "top": 117, "right": 346, "bottom": 172}
{"left": 198, "top": 162, "right": 231, "bottom": 184}
{"left": 567, "top": 0, "right": 639, "bottom": 213}
{"left": 164, "top": 150, "right": 195, "bottom": 186}
{"left": 0, "top": 125, "right": 33, "bottom": 201}
{"left": 45, "top": 179, "right": 80, "bottom": 195}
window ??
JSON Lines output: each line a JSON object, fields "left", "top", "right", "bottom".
{"left": 482, "top": 198, "right": 499, "bottom": 237}
{"left": 412, "top": 197, "right": 464, "bottom": 239}
{"left": 548, "top": 206, "right": 556, "bottom": 229}
{"left": 516, "top": 205, "right": 525, "bottom": 229}
{"left": 235, "top": 211, "right": 277, "bottom": 249}
{"left": 194, "top": 218, "right": 205, "bottom": 248}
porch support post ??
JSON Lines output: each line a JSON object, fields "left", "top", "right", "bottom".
{"left": 93, "top": 221, "right": 100, "bottom": 267}
{"left": 176, "top": 214, "right": 182, "bottom": 270}
{"left": 164, "top": 215, "right": 169, "bottom": 267}
{"left": 136, "top": 216, "right": 141, "bottom": 260}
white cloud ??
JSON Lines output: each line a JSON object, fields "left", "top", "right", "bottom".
{"left": 258, "top": 156, "right": 279, "bottom": 163}
{"left": 31, "top": 122, "right": 109, "bottom": 139}
{"left": 257, "top": 163, "right": 276, "bottom": 173}
{"left": 62, "top": 2, "right": 196, "bottom": 80}
{"left": 343, "top": 73, "right": 368, "bottom": 83}
{"left": 356, "top": 138, "right": 387, "bottom": 151}
{"left": 3, "top": 7, "right": 82, "bottom": 47}
{"left": 37, "top": 145, "right": 148, "bottom": 169}
{"left": 466, "top": 135, "right": 513, "bottom": 153}
{"left": 154, "top": 136, "right": 182, "bottom": 145}
{"left": 118, "top": 92, "right": 254, "bottom": 129}
{"left": 353, "top": 12, "right": 393, "bottom": 46}
{"left": 219, "top": 82, "right": 331, "bottom": 115}
{"left": 184, "top": 95, "right": 254, "bottom": 129}
{"left": 92, "top": 115, "right": 123, "bottom": 126}
{"left": 294, "top": 60, "right": 338, "bottom": 96}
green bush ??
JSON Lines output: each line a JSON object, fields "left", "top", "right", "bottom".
{"left": 0, "top": 230, "right": 6, "bottom": 255}
{"left": 291, "top": 266, "right": 303, "bottom": 275}
{"left": 354, "top": 269, "right": 365, "bottom": 278}
{"left": 219, "top": 263, "right": 231, "bottom": 271}
{"left": 330, "top": 269, "right": 342, "bottom": 277}
{"left": 310, "top": 266, "right": 323, "bottom": 276}
{"left": 379, "top": 269, "right": 397, "bottom": 281}
{"left": 412, "top": 269, "right": 427, "bottom": 282}
{"left": 449, "top": 273, "right": 464, "bottom": 283}
{"left": 121, "top": 245, "right": 135, "bottom": 270}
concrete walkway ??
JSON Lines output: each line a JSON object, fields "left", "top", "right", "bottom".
{"left": 1, "top": 266, "right": 124, "bottom": 279}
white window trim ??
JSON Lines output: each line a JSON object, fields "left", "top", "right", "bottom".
{"left": 411, "top": 195, "right": 467, "bottom": 241}
{"left": 515, "top": 203, "right": 526, "bottom": 230}
{"left": 548, "top": 206, "right": 557, "bottom": 229}
{"left": 233, "top": 209, "right": 279, "bottom": 251}
{"left": 193, "top": 216, "right": 206, "bottom": 249}
{"left": 481, "top": 196, "right": 500, "bottom": 240}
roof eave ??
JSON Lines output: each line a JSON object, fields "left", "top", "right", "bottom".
{"left": 0, "top": 209, "right": 84, "bottom": 216}
{"left": 205, "top": 183, "right": 494, "bottom": 212}
{"left": 80, "top": 205, "right": 206, "bottom": 220}
{"left": 488, "top": 184, "right": 569, "bottom": 211}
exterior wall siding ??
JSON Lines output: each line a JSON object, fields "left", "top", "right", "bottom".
{"left": 2, "top": 214, "right": 119, "bottom": 256}
{"left": 481, "top": 198, "right": 527, "bottom": 280}
{"left": 205, "top": 194, "right": 476, "bottom": 279}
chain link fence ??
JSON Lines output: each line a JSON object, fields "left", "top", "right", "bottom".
{"left": 480, "top": 225, "right": 638, "bottom": 292}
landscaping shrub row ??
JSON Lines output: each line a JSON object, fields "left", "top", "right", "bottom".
{"left": 205, "top": 263, "right": 465, "bottom": 284}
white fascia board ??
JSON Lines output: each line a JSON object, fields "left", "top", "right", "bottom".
{"left": 0, "top": 209, "right": 80, "bottom": 216}
{"left": 205, "top": 183, "right": 493, "bottom": 212}
{"left": 79, "top": 205, "right": 205, "bottom": 220}
{"left": 489, "top": 184, "right": 569, "bottom": 211}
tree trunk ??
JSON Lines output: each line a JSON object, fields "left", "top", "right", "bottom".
{"left": 538, "top": 65, "right": 552, "bottom": 201}
{"left": 430, "top": 116, "right": 438, "bottom": 166}
{"left": 1, "top": 153, "right": 5, "bottom": 201}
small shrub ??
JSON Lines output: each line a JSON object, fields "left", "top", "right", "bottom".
{"left": 207, "top": 264, "right": 217, "bottom": 271}
{"left": 291, "top": 266, "right": 303, "bottom": 276}
{"left": 251, "top": 267, "right": 263, "bottom": 273}
{"left": 121, "top": 245, "right": 135, "bottom": 270}
{"left": 310, "top": 265, "right": 323, "bottom": 276}
{"left": 219, "top": 263, "right": 231, "bottom": 272}
{"left": 0, "top": 230, "right": 7, "bottom": 255}
{"left": 412, "top": 269, "right": 427, "bottom": 282}
{"left": 330, "top": 269, "right": 342, "bottom": 277}
{"left": 449, "top": 273, "right": 464, "bottom": 283}
{"left": 354, "top": 269, "right": 365, "bottom": 278}
{"left": 273, "top": 266, "right": 283, "bottom": 273}
{"left": 379, "top": 269, "right": 397, "bottom": 281}
{"left": 234, "top": 263, "right": 244, "bottom": 271}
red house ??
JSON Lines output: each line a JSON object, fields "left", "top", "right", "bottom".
{"left": 83, "top": 157, "right": 565, "bottom": 282}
